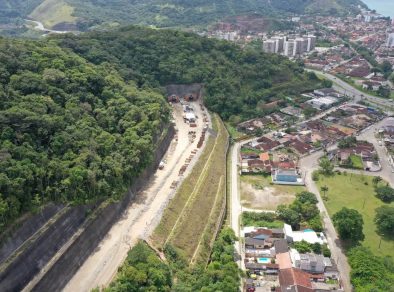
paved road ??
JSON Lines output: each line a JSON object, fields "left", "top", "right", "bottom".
{"left": 307, "top": 69, "right": 394, "bottom": 113}
{"left": 25, "top": 19, "right": 71, "bottom": 34}
{"left": 230, "top": 143, "right": 244, "bottom": 271}
{"left": 357, "top": 117, "right": 394, "bottom": 187}
{"left": 300, "top": 152, "right": 352, "bottom": 292}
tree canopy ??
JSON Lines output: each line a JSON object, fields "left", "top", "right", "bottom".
{"left": 277, "top": 191, "right": 322, "bottom": 231}
{"left": 348, "top": 246, "right": 394, "bottom": 291}
{"left": 375, "top": 185, "right": 394, "bottom": 203}
{"left": 107, "top": 228, "right": 240, "bottom": 291}
{"left": 374, "top": 206, "right": 394, "bottom": 236}
{"left": 0, "top": 38, "right": 170, "bottom": 231}
{"left": 332, "top": 207, "right": 364, "bottom": 243}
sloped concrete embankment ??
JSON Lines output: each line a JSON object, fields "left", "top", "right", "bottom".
{"left": 0, "top": 204, "right": 64, "bottom": 265}
{"left": 32, "top": 125, "right": 175, "bottom": 292}
{"left": 0, "top": 125, "right": 174, "bottom": 292}
{"left": 0, "top": 205, "right": 93, "bottom": 291}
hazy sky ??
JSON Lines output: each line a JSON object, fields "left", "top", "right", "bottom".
{"left": 362, "top": 0, "right": 394, "bottom": 17}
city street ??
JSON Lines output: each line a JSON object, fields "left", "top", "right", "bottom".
{"left": 355, "top": 117, "right": 394, "bottom": 187}
{"left": 307, "top": 69, "right": 394, "bottom": 113}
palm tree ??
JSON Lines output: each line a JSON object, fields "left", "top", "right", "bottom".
{"left": 321, "top": 186, "right": 329, "bottom": 200}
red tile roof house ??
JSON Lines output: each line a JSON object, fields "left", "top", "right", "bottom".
{"left": 290, "top": 140, "right": 313, "bottom": 156}
{"left": 278, "top": 268, "right": 314, "bottom": 292}
{"left": 255, "top": 136, "right": 281, "bottom": 152}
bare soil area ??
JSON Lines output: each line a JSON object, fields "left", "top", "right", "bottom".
{"left": 240, "top": 175, "right": 304, "bottom": 210}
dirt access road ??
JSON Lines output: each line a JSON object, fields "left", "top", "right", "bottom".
{"left": 64, "top": 101, "right": 210, "bottom": 292}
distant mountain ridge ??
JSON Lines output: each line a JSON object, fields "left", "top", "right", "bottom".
{"left": 1, "top": 0, "right": 367, "bottom": 32}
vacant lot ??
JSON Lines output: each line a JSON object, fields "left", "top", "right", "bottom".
{"left": 240, "top": 175, "right": 305, "bottom": 210}
{"left": 152, "top": 114, "right": 228, "bottom": 263}
{"left": 316, "top": 173, "right": 394, "bottom": 257}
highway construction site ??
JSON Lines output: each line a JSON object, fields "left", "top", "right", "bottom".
{"left": 0, "top": 85, "right": 217, "bottom": 291}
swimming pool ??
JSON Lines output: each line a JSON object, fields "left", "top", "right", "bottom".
{"left": 257, "top": 257, "right": 271, "bottom": 264}
{"left": 303, "top": 229, "right": 314, "bottom": 232}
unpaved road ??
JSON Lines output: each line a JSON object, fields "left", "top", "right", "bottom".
{"left": 64, "top": 101, "right": 210, "bottom": 291}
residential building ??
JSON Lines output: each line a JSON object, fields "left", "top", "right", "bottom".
{"left": 387, "top": 32, "right": 394, "bottom": 48}
{"left": 263, "top": 40, "right": 277, "bottom": 53}
{"left": 272, "top": 169, "right": 304, "bottom": 185}
{"left": 306, "top": 96, "right": 338, "bottom": 110}
{"left": 284, "top": 224, "right": 327, "bottom": 244}
{"left": 278, "top": 268, "right": 314, "bottom": 292}
{"left": 284, "top": 40, "right": 296, "bottom": 57}
{"left": 307, "top": 35, "right": 316, "bottom": 51}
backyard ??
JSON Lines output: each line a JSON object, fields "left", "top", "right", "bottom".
{"left": 316, "top": 173, "right": 394, "bottom": 257}
{"left": 349, "top": 154, "right": 364, "bottom": 169}
{"left": 240, "top": 174, "right": 305, "bottom": 211}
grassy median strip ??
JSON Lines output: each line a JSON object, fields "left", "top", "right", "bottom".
{"left": 152, "top": 114, "right": 228, "bottom": 262}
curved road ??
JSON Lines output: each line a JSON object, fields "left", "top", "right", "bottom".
{"left": 25, "top": 19, "right": 71, "bottom": 34}
{"left": 307, "top": 69, "right": 394, "bottom": 113}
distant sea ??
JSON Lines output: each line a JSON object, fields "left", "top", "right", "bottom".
{"left": 362, "top": 0, "right": 394, "bottom": 18}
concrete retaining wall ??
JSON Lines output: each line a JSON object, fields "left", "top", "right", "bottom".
{"left": 0, "top": 204, "right": 64, "bottom": 265}
{"left": 0, "top": 205, "right": 92, "bottom": 291}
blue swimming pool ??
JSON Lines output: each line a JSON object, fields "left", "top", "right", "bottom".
{"left": 304, "top": 229, "right": 314, "bottom": 232}
{"left": 257, "top": 258, "right": 270, "bottom": 264}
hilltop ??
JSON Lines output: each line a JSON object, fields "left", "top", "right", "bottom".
{"left": 1, "top": 0, "right": 366, "bottom": 33}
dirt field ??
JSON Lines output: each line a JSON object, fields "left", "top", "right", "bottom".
{"left": 240, "top": 175, "right": 305, "bottom": 210}
{"left": 63, "top": 100, "right": 210, "bottom": 292}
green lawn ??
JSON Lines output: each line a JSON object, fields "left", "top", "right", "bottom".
{"left": 316, "top": 173, "right": 394, "bottom": 257}
{"left": 224, "top": 122, "right": 246, "bottom": 140}
{"left": 349, "top": 154, "right": 363, "bottom": 169}
{"left": 241, "top": 147, "right": 262, "bottom": 155}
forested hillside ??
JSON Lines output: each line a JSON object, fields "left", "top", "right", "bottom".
{"left": 54, "top": 26, "right": 325, "bottom": 122}
{"left": 64, "top": 0, "right": 367, "bottom": 29}
{"left": 0, "top": 0, "right": 366, "bottom": 33}
{"left": 0, "top": 38, "right": 170, "bottom": 231}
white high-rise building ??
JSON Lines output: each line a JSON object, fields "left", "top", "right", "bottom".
{"left": 294, "top": 38, "right": 305, "bottom": 55}
{"left": 271, "top": 36, "right": 286, "bottom": 53}
{"left": 263, "top": 40, "right": 277, "bottom": 53}
{"left": 307, "top": 35, "right": 316, "bottom": 51}
{"left": 284, "top": 40, "right": 296, "bottom": 57}
{"left": 387, "top": 33, "right": 394, "bottom": 47}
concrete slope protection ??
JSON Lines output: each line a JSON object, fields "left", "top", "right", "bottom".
{"left": 0, "top": 123, "right": 175, "bottom": 292}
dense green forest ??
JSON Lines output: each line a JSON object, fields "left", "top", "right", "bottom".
{"left": 0, "top": 0, "right": 42, "bottom": 23}
{"left": 54, "top": 26, "right": 326, "bottom": 122}
{"left": 105, "top": 228, "right": 240, "bottom": 291}
{"left": 0, "top": 0, "right": 366, "bottom": 33}
{"left": 0, "top": 37, "right": 170, "bottom": 231}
